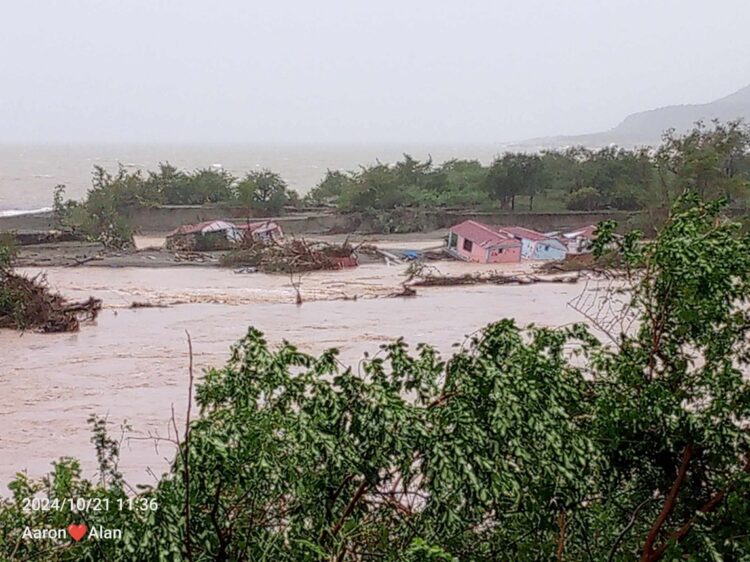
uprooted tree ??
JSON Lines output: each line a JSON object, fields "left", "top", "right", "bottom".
{"left": 1, "top": 193, "right": 749, "bottom": 561}
{"left": 0, "top": 236, "right": 101, "bottom": 332}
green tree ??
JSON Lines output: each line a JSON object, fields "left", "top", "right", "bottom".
{"left": 305, "top": 170, "right": 356, "bottom": 206}
{"left": 566, "top": 186, "right": 602, "bottom": 210}
{"left": 655, "top": 120, "right": 750, "bottom": 206}
{"left": 181, "top": 168, "right": 235, "bottom": 205}
{"left": 146, "top": 162, "right": 187, "bottom": 205}
{"left": 235, "top": 169, "right": 294, "bottom": 216}
{"left": 485, "top": 153, "right": 543, "bottom": 210}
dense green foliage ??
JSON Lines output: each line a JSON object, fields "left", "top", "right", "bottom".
{"left": 2, "top": 193, "right": 750, "bottom": 560}
{"left": 235, "top": 170, "right": 300, "bottom": 215}
{"left": 306, "top": 121, "right": 750, "bottom": 216}
{"left": 50, "top": 121, "right": 750, "bottom": 241}
{"left": 53, "top": 165, "right": 298, "bottom": 247}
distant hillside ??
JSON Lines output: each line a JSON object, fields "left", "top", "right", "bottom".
{"left": 517, "top": 83, "right": 750, "bottom": 150}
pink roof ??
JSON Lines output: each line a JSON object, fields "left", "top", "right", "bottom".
{"left": 449, "top": 220, "right": 520, "bottom": 248}
{"left": 500, "top": 226, "right": 553, "bottom": 242}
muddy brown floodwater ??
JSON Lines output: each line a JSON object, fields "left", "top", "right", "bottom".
{"left": 0, "top": 263, "right": 609, "bottom": 492}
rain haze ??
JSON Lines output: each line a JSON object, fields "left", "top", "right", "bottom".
{"left": 2, "top": 0, "right": 750, "bottom": 144}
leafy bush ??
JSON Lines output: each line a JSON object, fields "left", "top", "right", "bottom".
{"left": 235, "top": 170, "right": 297, "bottom": 215}
{"left": 566, "top": 186, "right": 602, "bottom": 210}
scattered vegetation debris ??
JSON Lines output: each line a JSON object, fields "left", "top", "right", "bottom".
{"left": 174, "top": 251, "right": 217, "bottom": 263}
{"left": 67, "top": 255, "right": 103, "bottom": 267}
{"left": 129, "top": 301, "right": 169, "bottom": 309}
{"left": 0, "top": 272, "right": 102, "bottom": 332}
{"left": 0, "top": 237, "right": 102, "bottom": 332}
{"left": 538, "top": 251, "right": 624, "bottom": 274}
{"left": 388, "top": 285, "right": 418, "bottom": 298}
{"left": 220, "top": 237, "right": 359, "bottom": 273}
{"left": 403, "top": 263, "right": 578, "bottom": 288}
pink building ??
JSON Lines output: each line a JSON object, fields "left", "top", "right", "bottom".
{"left": 447, "top": 220, "right": 522, "bottom": 263}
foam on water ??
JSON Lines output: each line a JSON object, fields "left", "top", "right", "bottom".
{"left": 0, "top": 207, "right": 52, "bottom": 217}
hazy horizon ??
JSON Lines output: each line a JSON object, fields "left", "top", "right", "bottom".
{"left": 2, "top": 0, "right": 750, "bottom": 144}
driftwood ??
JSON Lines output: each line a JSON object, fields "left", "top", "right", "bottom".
{"left": 410, "top": 272, "right": 579, "bottom": 287}
{"left": 67, "top": 255, "right": 103, "bottom": 267}
{"left": 388, "top": 285, "right": 418, "bottom": 298}
{"left": 0, "top": 269, "right": 102, "bottom": 332}
{"left": 384, "top": 263, "right": 579, "bottom": 298}
{"left": 221, "top": 237, "right": 359, "bottom": 274}
{"left": 129, "top": 301, "right": 169, "bottom": 309}
{"left": 174, "top": 251, "right": 216, "bottom": 263}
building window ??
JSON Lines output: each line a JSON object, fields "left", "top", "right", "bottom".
{"left": 463, "top": 238, "right": 473, "bottom": 252}
{"left": 448, "top": 232, "right": 458, "bottom": 249}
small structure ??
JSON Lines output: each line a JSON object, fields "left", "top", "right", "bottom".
{"left": 166, "top": 220, "right": 284, "bottom": 251}
{"left": 166, "top": 220, "right": 243, "bottom": 251}
{"left": 561, "top": 225, "right": 597, "bottom": 254}
{"left": 500, "top": 226, "right": 568, "bottom": 261}
{"left": 447, "top": 220, "right": 522, "bottom": 263}
{"left": 235, "top": 220, "right": 284, "bottom": 243}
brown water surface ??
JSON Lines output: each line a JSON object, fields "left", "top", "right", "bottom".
{"left": 0, "top": 264, "right": 599, "bottom": 490}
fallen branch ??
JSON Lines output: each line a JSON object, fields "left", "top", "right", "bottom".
{"left": 129, "top": 301, "right": 169, "bottom": 309}
{"left": 67, "top": 255, "right": 102, "bottom": 267}
{"left": 409, "top": 271, "right": 579, "bottom": 287}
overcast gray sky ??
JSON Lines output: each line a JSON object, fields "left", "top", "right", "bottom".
{"left": 1, "top": 0, "right": 749, "bottom": 144}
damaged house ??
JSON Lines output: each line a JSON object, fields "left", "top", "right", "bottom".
{"left": 166, "top": 220, "right": 283, "bottom": 251}
{"left": 500, "top": 226, "right": 568, "bottom": 261}
{"left": 447, "top": 220, "right": 522, "bottom": 263}
{"left": 560, "top": 224, "right": 598, "bottom": 254}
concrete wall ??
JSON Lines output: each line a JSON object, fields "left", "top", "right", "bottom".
{"left": 0, "top": 206, "right": 644, "bottom": 236}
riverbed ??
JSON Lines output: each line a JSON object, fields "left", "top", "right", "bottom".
{"left": 0, "top": 262, "right": 607, "bottom": 491}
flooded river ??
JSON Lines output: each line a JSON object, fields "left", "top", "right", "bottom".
{"left": 0, "top": 263, "right": 603, "bottom": 491}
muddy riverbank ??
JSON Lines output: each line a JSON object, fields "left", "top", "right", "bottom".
{"left": 12, "top": 232, "right": 449, "bottom": 268}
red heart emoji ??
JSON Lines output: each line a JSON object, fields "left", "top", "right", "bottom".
{"left": 67, "top": 523, "right": 87, "bottom": 541}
